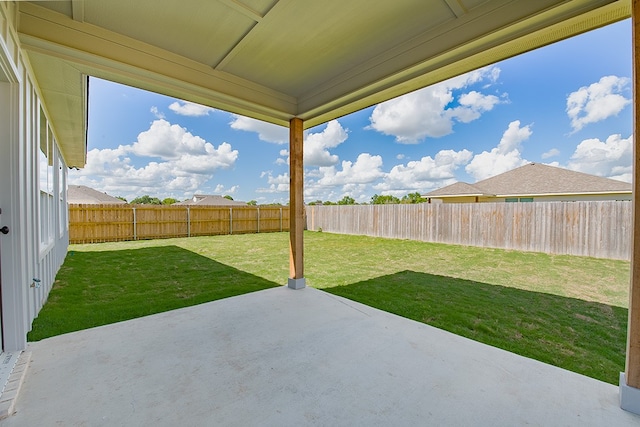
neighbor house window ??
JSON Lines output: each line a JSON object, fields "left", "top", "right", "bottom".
{"left": 505, "top": 197, "right": 533, "bottom": 203}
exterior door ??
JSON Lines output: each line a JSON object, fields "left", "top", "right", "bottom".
{"left": 0, "top": 208, "right": 6, "bottom": 350}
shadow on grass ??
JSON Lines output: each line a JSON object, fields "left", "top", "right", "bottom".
{"left": 323, "top": 270, "right": 627, "bottom": 385}
{"left": 28, "top": 245, "right": 280, "bottom": 341}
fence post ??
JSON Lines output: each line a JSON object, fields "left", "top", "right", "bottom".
{"left": 257, "top": 207, "right": 260, "bottom": 234}
{"left": 280, "top": 207, "right": 283, "bottom": 232}
{"left": 187, "top": 207, "right": 190, "bottom": 238}
{"left": 132, "top": 207, "right": 137, "bottom": 241}
{"left": 229, "top": 207, "right": 233, "bottom": 235}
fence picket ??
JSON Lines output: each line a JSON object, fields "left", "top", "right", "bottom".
{"left": 306, "top": 202, "right": 631, "bottom": 260}
{"left": 69, "top": 204, "right": 290, "bottom": 244}
{"left": 70, "top": 202, "right": 631, "bottom": 260}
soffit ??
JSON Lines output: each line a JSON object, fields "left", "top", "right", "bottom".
{"left": 18, "top": 0, "right": 631, "bottom": 168}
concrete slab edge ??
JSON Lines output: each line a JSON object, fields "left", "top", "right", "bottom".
{"left": 0, "top": 351, "right": 31, "bottom": 420}
{"left": 287, "top": 277, "right": 306, "bottom": 289}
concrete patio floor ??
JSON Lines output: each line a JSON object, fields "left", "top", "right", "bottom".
{"left": 1, "top": 286, "right": 639, "bottom": 426}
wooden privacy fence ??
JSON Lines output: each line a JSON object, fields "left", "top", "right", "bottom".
{"left": 69, "top": 204, "right": 290, "bottom": 244}
{"left": 307, "top": 201, "right": 632, "bottom": 260}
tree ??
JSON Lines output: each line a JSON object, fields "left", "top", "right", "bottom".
{"left": 401, "top": 192, "right": 426, "bottom": 204}
{"left": 308, "top": 200, "right": 323, "bottom": 206}
{"left": 130, "top": 195, "right": 162, "bottom": 205}
{"left": 223, "top": 195, "right": 234, "bottom": 200}
{"left": 247, "top": 200, "right": 257, "bottom": 206}
{"left": 371, "top": 194, "right": 400, "bottom": 205}
{"left": 162, "top": 197, "right": 178, "bottom": 205}
{"left": 115, "top": 196, "right": 127, "bottom": 203}
{"left": 337, "top": 196, "right": 356, "bottom": 205}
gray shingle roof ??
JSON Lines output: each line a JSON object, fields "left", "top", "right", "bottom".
{"left": 67, "top": 185, "right": 126, "bottom": 204}
{"left": 424, "top": 182, "right": 492, "bottom": 197}
{"left": 425, "top": 163, "right": 631, "bottom": 198}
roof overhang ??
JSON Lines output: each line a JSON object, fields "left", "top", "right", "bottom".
{"left": 427, "top": 193, "right": 491, "bottom": 198}
{"left": 495, "top": 191, "right": 633, "bottom": 197}
{"left": 430, "top": 191, "right": 633, "bottom": 198}
{"left": 15, "top": 0, "right": 631, "bottom": 168}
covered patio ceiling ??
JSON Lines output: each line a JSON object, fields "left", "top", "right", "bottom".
{"left": 17, "top": 0, "right": 631, "bottom": 168}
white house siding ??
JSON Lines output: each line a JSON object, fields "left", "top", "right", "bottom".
{"left": 0, "top": 3, "right": 69, "bottom": 352}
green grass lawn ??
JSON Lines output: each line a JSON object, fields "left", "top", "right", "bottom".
{"left": 29, "top": 231, "right": 630, "bottom": 385}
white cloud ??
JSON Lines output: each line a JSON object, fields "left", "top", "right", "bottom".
{"left": 450, "top": 91, "right": 502, "bottom": 123}
{"left": 231, "top": 117, "right": 347, "bottom": 167}
{"left": 374, "top": 149, "right": 472, "bottom": 194}
{"left": 316, "top": 153, "right": 385, "bottom": 187}
{"left": 304, "top": 153, "right": 384, "bottom": 202}
{"left": 465, "top": 120, "right": 532, "bottom": 181}
{"left": 171, "top": 142, "right": 238, "bottom": 173}
{"left": 132, "top": 119, "right": 222, "bottom": 160}
{"left": 69, "top": 120, "right": 238, "bottom": 200}
{"left": 275, "top": 149, "right": 290, "bottom": 165}
{"left": 257, "top": 172, "right": 289, "bottom": 193}
{"left": 213, "top": 184, "right": 239, "bottom": 195}
{"left": 168, "top": 101, "right": 214, "bottom": 117}
{"left": 150, "top": 106, "right": 165, "bottom": 119}
{"left": 304, "top": 120, "right": 348, "bottom": 167}
{"left": 303, "top": 143, "right": 473, "bottom": 201}
{"left": 541, "top": 148, "right": 560, "bottom": 159}
{"left": 566, "top": 75, "right": 631, "bottom": 132}
{"left": 368, "top": 66, "right": 505, "bottom": 143}
{"left": 566, "top": 134, "right": 632, "bottom": 182}
{"left": 230, "top": 115, "right": 289, "bottom": 144}
{"left": 77, "top": 145, "right": 132, "bottom": 177}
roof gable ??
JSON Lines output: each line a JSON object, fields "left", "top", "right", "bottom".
{"left": 67, "top": 185, "right": 126, "bottom": 204}
{"left": 425, "top": 182, "right": 490, "bottom": 197}
{"left": 474, "top": 163, "right": 631, "bottom": 196}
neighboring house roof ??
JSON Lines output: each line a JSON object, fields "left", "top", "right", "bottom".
{"left": 425, "top": 163, "right": 632, "bottom": 198}
{"left": 67, "top": 185, "right": 126, "bottom": 204}
{"left": 425, "top": 182, "right": 493, "bottom": 198}
{"left": 174, "top": 195, "right": 248, "bottom": 206}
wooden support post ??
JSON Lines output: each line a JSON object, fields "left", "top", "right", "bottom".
{"left": 621, "top": 0, "right": 640, "bottom": 414}
{"left": 288, "top": 117, "right": 305, "bottom": 289}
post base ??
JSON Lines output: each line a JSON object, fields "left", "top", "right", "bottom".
{"left": 620, "top": 372, "right": 640, "bottom": 414}
{"left": 288, "top": 277, "right": 306, "bottom": 290}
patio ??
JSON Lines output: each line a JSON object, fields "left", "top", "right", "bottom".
{"left": 1, "top": 286, "right": 638, "bottom": 426}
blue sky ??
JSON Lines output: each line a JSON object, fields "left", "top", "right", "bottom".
{"left": 70, "top": 19, "right": 633, "bottom": 204}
